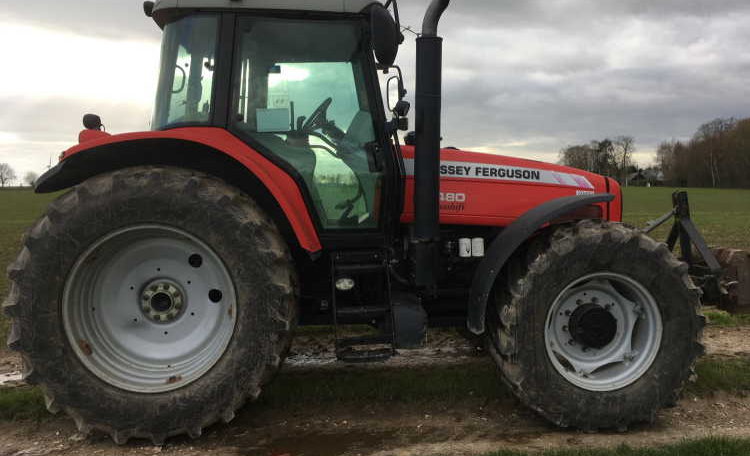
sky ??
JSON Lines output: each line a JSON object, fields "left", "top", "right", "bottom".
{"left": 1, "top": 0, "right": 750, "bottom": 182}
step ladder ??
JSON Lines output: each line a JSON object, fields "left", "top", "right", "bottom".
{"left": 331, "top": 251, "right": 396, "bottom": 363}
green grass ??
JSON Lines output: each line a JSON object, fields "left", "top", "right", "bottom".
{"left": 2, "top": 356, "right": 747, "bottom": 421}
{"left": 259, "top": 362, "right": 508, "bottom": 410}
{"left": 486, "top": 437, "right": 750, "bottom": 456}
{"left": 0, "top": 387, "right": 48, "bottom": 421}
{"left": 622, "top": 187, "right": 750, "bottom": 251}
{"left": 704, "top": 310, "right": 750, "bottom": 327}
{"left": 260, "top": 356, "right": 750, "bottom": 411}
{"left": 0, "top": 189, "right": 60, "bottom": 340}
{"left": 687, "top": 356, "right": 750, "bottom": 396}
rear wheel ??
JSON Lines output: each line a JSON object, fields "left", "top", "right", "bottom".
{"left": 487, "top": 220, "right": 704, "bottom": 430}
{"left": 4, "top": 166, "right": 297, "bottom": 444}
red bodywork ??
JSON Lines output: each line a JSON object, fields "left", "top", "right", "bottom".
{"left": 400, "top": 146, "right": 622, "bottom": 226}
{"left": 63, "top": 128, "right": 322, "bottom": 253}
{"left": 61, "top": 128, "right": 621, "bottom": 252}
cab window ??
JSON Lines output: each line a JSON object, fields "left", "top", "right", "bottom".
{"left": 153, "top": 15, "right": 218, "bottom": 129}
{"left": 232, "top": 17, "right": 382, "bottom": 230}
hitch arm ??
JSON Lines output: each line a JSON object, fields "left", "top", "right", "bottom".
{"left": 642, "top": 191, "right": 724, "bottom": 300}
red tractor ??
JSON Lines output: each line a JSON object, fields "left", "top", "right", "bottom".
{"left": 4, "top": 0, "right": 703, "bottom": 444}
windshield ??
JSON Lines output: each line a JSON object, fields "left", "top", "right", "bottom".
{"left": 232, "top": 18, "right": 383, "bottom": 230}
{"left": 152, "top": 15, "right": 219, "bottom": 129}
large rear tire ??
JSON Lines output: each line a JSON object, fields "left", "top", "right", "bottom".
{"left": 487, "top": 220, "right": 704, "bottom": 430}
{"left": 3, "top": 166, "right": 297, "bottom": 444}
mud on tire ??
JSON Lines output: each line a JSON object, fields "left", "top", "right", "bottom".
{"left": 3, "top": 166, "right": 297, "bottom": 444}
{"left": 487, "top": 220, "right": 704, "bottom": 430}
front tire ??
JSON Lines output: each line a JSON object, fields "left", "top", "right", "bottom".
{"left": 487, "top": 220, "right": 704, "bottom": 430}
{"left": 3, "top": 166, "right": 297, "bottom": 444}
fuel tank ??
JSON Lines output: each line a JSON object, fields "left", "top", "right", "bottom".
{"left": 400, "top": 145, "right": 622, "bottom": 227}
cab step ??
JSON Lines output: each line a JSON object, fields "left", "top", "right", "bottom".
{"left": 331, "top": 250, "right": 396, "bottom": 363}
{"left": 335, "top": 305, "right": 390, "bottom": 323}
{"left": 337, "top": 334, "right": 392, "bottom": 348}
{"left": 336, "top": 347, "right": 393, "bottom": 363}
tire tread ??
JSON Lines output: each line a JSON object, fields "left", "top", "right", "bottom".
{"left": 5, "top": 166, "right": 297, "bottom": 444}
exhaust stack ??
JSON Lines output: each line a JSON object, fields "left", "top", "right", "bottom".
{"left": 414, "top": 0, "right": 450, "bottom": 292}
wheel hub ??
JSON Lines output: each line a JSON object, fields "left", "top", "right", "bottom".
{"left": 569, "top": 303, "right": 617, "bottom": 349}
{"left": 544, "top": 272, "right": 663, "bottom": 392}
{"left": 140, "top": 280, "right": 185, "bottom": 323}
{"left": 63, "top": 225, "right": 237, "bottom": 393}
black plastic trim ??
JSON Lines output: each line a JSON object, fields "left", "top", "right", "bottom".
{"left": 212, "top": 13, "right": 236, "bottom": 127}
{"left": 604, "top": 177, "right": 611, "bottom": 219}
{"left": 466, "top": 193, "right": 615, "bottom": 335}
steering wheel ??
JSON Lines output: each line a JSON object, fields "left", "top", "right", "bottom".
{"left": 172, "top": 65, "right": 187, "bottom": 94}
{"left": 301, "top": 97, "right": 333, "bottom": 133}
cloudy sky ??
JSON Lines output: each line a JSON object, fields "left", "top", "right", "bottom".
{"left": 1, "top": 0, "right": 749, "bottom": 181}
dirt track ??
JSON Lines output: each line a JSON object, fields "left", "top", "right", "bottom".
{"left": 0, "top": 326, "right": 749, "bottom": 456}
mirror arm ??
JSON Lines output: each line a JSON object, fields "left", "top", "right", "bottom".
{"left": 383, "top": 0, "right": 405, "bottom": 44}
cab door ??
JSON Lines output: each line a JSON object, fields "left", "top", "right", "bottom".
{"left": 228, "top": 16, "right": 398, "bottom": 248}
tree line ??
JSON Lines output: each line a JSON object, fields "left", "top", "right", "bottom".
{"left": 558, "top": 136, "right": 637, "bottom": 185}
{"left": 0, "top": 163, "right": 38, "bottom": 188}
{"left": 657, "top": 117, "right": 750, "bottom": 188}
{"left": 559, "top": 117, "right": 750, "bottom": 189}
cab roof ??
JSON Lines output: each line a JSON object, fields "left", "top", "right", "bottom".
{"left": 152, "top": 0, "right": 381, "bottom": 15}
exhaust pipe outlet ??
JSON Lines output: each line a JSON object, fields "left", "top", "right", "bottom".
{"left": 422, "top": 0, "right": 450, "bottom": 37}
{"left": 414, "top": 0, "right": 450, "bottom": 292}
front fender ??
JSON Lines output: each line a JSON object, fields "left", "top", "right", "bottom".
{"left": 467, "top": 193, "right": 615, "bottom": 334}
{"left": 35, "top": 127, "right": 322, "bottom": 253}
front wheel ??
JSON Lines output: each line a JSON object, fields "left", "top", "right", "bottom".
{"left": 487, "top": 220, "right": 704, "bottom": 430}
{"left": 4, "top": 166, "right": 297, "bottom": 444}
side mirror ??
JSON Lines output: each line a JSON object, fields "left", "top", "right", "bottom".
{"left": 386, "top": 66, "right": 408, "bottom": 109}
{"left": 386, "top": 76, "right": 400, "bottom": 112}
{"left": 386, "top": 69, "right": 410, "bottom": 132}
{"left": 370, "top": 5, "right": 400, "bottom": 68}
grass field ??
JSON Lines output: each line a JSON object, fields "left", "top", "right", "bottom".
{"left": 1, "top": 355, "right": 749, "bottom": 419}
{"left": 0, "top": 190, "right": 58, "bottom": 339}
{"left": 621, "top": 187, "right": 750, "bottom": 251}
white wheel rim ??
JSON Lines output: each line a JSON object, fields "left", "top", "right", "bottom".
{"left": 63, "top": 225, "right": 237, "bottom": 393}
{"left": 544, "top": 272, "right": 663, "bottom": 392}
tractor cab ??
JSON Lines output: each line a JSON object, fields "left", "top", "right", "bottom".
{"left": 149, "top": 1, "right": 405, "bottom": 236}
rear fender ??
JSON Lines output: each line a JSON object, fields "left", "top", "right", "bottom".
{"left": 467, "top": 193, "right": 615, "bottom": 334}
{"left": 35, "top": 128, "right": 322, "bottom": 253}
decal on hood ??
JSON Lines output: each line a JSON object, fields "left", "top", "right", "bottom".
{"left": 403, "top": 159, "right": 594, "bottom": 189}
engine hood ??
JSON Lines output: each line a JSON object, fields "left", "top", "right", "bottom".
{"left": 400, "top": 145, "right": 621, "bottom": 226}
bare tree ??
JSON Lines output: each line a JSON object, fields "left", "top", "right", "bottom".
{"left": 24, "top": 171, "right": 40, "bottom": 188}
{"left": 655, "top": 117, "right": 750, "bottom": 188}
{"left": 560, "top": 138, "right": 626, "bottom": 180}
{"left": 0, "top": 163, "right": 16, "bottom": 187}
{"left": 559, "top": 144, "right": 594, "bottom": 171}
{"left": 592, "top": 139, "right": 617, "bottom": 177}
{"left": 613, "top": 136, "right": 635, "bottom": 186}
{"left": 693, "top": 118, "right": 736, "bottom": 188}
